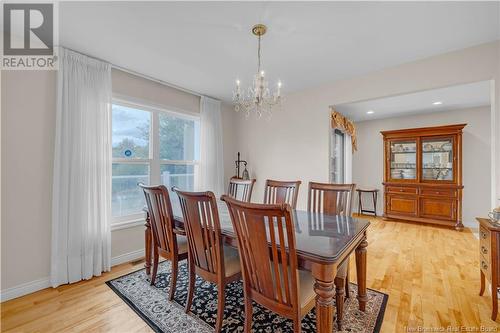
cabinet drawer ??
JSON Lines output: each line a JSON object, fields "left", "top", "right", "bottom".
{"left": 420, "top": 188, "right": 457, "bottom": 197}
{"left": 386, "top": 186, "right": 418, "bottom": 194}
{"left": 386, "top": 194, "right": 418, "bottom": 216}
{"left": 419, "top": 197, "right": 456, "bottom": 220}
{"left": 479, "top": 226, "right": 491, "bottom": 257}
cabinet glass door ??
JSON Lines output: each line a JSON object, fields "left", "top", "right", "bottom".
{"left": 421, "top": 137, "right": 453, "bottom": 181}
{"left": 389, "top": 140, "right": 417, "bottom": 180}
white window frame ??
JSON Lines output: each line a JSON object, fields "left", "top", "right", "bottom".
{"left": 111, "top": 97, "right": 200, "bottom": 229}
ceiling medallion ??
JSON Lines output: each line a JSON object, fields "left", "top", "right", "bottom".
{"left": 233, "top": 24, "right": 282, "bottom": 118}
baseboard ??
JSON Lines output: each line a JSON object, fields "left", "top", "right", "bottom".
{"left": 0, "top": 277, "right": 50, "bottom": 302}
{"left": 111, "top": 248, "right": 145, "bottom": 267}
{"left": 1, "top": 249, "right": 145, "bottom": 302}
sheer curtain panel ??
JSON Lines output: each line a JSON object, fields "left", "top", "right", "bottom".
{"left": 51, "top": 48, "right": 112, "bottom": 287}
{"left": 199, "top": 96, "right": 225, "bottom": 196}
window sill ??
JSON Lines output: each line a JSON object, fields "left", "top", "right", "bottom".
{"left": 111, "top": 218, "right": 145, "bottom": 231}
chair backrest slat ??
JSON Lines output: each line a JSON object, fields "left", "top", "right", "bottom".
{"left": 307, "top": 182, "right": 355, "bottom": 216}
{"left": 227, "top": 177, "right": 256, "bottom": 202}
{"left": 222, "top": 195, "right": 299, "bottom": 310}
{"left": 139, "top": 183, "right": 176, "bottom": 255}
{"left": 174, "top": 188, "right": 223, "bottom": 276}
{"left": 263, "top": 179, "right": 301, "bottom": 209}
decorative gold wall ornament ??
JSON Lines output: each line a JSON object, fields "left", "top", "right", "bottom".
{"left": 330, "top": 107, "right": 357, "bottom": 152}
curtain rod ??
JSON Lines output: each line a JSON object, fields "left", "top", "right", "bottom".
{"left": 57, "top": 45, "right": 218, "bottom": 100}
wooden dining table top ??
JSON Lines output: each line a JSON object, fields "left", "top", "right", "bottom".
{"left": 170, "top": 199, "right": 370, "bottom": 265}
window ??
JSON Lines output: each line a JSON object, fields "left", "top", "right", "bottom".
{"left": 330, "top": 129, "right": 345, "bottom": 183}
{"left": 112, "top": 101, "right": 200, "bottom": 224}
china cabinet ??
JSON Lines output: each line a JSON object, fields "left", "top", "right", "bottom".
{"left": 381, "top": 124, "right": 466, "bottom": 230}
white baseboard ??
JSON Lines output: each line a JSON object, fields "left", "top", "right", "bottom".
{"left": 0, "top": 277, "right": 50, "bottom": 302}
{"left": 111, "top": 248, "right": 145, "bottom": 267}
{"left": 1, "top": 249, "right": 145, "bottom": 302}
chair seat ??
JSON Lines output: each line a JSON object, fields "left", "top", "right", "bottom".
{"left": 176, "top": 235, "right": 189, "bottom": 254}
{"left": 223, "top": 246, "right": 241, "bottom": 277}
{"left": 297, "top": 269, "right": 316, "bottom": 307}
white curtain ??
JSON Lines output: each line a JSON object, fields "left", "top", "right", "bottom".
{"left": 51, "top": 48, "right": 112, "bottom": 287}
{"left": 344, "top": 134, "right": 353, "bottom": 183}
{"left": 199, "top": 96, "right": 225, "bottom": 196}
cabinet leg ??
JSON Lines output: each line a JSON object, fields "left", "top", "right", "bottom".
{"left": 454, "top": 221, "right": 464, "bottom": 231}
{"left": 480, "top": 270, "right": 485, "bottom": 296}
{"left": 492, "top": 284, "right": 498, "bottom": 321}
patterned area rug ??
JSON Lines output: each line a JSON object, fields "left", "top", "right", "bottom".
{"left": 106, "top": 261, "right": 387, "bottom": 333}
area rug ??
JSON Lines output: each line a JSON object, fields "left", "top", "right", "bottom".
{"left": 106, "top": 261, "right": 388, "bottom": 333}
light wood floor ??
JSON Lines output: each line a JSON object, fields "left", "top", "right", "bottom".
{"left": 2, "top": 217, "right": 499, "bottom": 332}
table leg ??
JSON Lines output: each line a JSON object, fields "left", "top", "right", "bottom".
{"left": 312, "top": 263, "right": 336, "bottom": 333}
{"left": 144, "top": 212, "right": 152, "bottom": 275}
{"left": 355, "top": 236, "right": 368, "bottom": 311}
{"left": 373, "top": 192, "right": 378, "bottom": 217}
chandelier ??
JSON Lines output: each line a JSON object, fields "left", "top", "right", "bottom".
{"left": 233, "top": 24, "right": 282, "bottom": 118}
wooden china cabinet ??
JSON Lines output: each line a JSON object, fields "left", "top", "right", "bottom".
{"left": 381, "top": 124, "right": 466, "bottom": 230}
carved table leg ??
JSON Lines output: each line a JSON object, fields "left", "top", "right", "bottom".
{"left": 355, "top": 235, "right": 368, "bottom": 311}
{"left": 312, "top": 263, "right": 336, "bottom": 333}
{"left": 144, "top": 211, "right": 152, "bottom": 275}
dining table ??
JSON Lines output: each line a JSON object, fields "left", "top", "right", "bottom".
{"left": 143, "top": 199, "right": 370, "bottom": 333}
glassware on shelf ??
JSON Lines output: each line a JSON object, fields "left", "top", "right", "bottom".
{"left": 421, "top": 138, "right": 453, "bottom": 181}
{"left": 389, "top": 140, "right": 417, "bottom": 180}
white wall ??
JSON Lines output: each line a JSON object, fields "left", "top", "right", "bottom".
{"left": 229, "top": 41, "right": 500, "bottom": 212}
{"left": 352, "top": 107, "right": 491, "bottom": 228}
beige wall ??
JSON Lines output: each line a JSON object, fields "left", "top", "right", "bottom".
{"left": 1, "top": 70, "right": 56, "bottom": 291}
{"left": 229, "top": 41, "right": 500, "bottom": 213}
{"left": 221, "top": 102, "right": 238, "bottom": 188}
{"left": 0, "top": 68, "right": 216, "bottom": 293}
{"left": 352, "top": 107, "right": 491, "bottom": 228}
{"left": 112, "top": 69, "right": 200, "bottom": 114}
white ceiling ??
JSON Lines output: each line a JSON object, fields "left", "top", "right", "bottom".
{"left": 59, "top": 2, "right": 500, "bottom": 102}
{"left": 335, "top": 80, "right": 491, "bottom": 122}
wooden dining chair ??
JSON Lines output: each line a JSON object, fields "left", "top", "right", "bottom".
{"left": 307, "top": 182, "right": 356, "bottom": 330}
{"left": 139, "top": 183, "right": 188, "bottom": 301}
{"left": 173, "top": 188, "right": 242, "bottom": 332}
{"left": 221, "top": 195, "right": 316, "bottom": 333}
{"left": 263, "top": 179, "right": 302, "bottom": 209}
{"left": 227, "top": 177, "right": 256, "bottom": 202}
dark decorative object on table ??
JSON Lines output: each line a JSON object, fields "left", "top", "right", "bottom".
{"left": 234, "top": 152, "right": 250, "bottom": 180}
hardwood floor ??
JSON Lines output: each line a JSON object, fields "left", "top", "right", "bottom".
{"left": 2, "top": 217, "right": 499, "bottom": 332}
